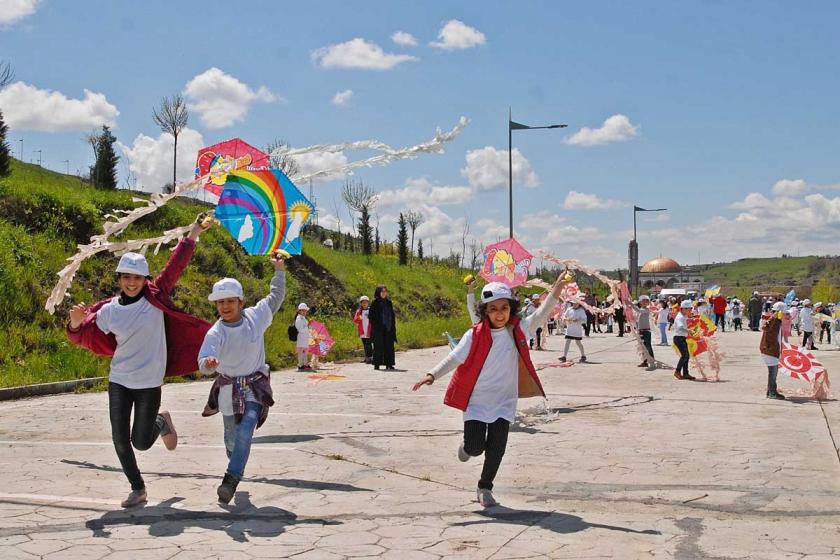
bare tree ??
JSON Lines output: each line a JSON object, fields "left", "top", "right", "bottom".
{"left": 152, "top": 94, "right": 189, "bottom": 189}
{"left": 0, "top": 61, "right": 13, "bottom": 89}
{"left": 405, "top": 210, "right": 424, "bottom": 258}
{"left": 83, "top": 130, "right": 100, "bottom": 162}
{"left": 331, "top": 195, "right": 343, "bottom": 235}
{"left": 342, "top": 179, "right": 378, "bottom": 250}
{"left": 469, "top": 237, "right": 483, "bottom": 271}
{"left": 265, "top": 139, "right": 300, "bottom": 177}
{"left": 459, "top": 215, "right": 471, "bottom": 269}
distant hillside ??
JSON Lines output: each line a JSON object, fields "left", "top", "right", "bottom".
{"left": 0, "top": 159, "right": 473, "bottom": 387}
{"left": 694, "top": 256, "right": 840, "bottom": 298}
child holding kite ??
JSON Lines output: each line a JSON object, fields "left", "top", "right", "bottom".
{"left": 353, "top": 296, "right": 373, "bottom": 364}
{"left": 412, "top": 277, "right": 566, "bottom": 507}
{"left": 198, "top": 252, "right": 287, "bottom": 503}
{"left": 759, "top": 302, "right": 787, "bottom": 400}
{"left": 66, "top": 218, "right": 212, "bottom": 508}
{"left": 295, "top": 303, "right": 311, "bottom": 371}
{"left": 673, "top": 300, "right": 696, "bottom": 380}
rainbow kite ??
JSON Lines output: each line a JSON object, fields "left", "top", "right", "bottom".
{"left": 215, "top": 169, "right": 314, "bottom": 255}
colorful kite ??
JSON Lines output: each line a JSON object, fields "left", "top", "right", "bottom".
{"left": 214, "top": 169, "right": 314, "bottom": 255}
{"left": 704, "top": 285, "right": 721, "bottom": 298}
{"left": 307, "top": 320, "right": 335, "bottom": 357}
{"left": 480, "top": 238, "right": 532, "bottom": 288}
{"left": 673, "top": 314, "right": 722, "bottom": 380}
{"left": 195, "top": 138, "right": 271, "bottom": 196}
{"left": 778, "top": 343, "right": 830, "bottom": 399}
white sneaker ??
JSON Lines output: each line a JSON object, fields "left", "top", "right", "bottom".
{"left": 457, "top": 443, "right": 470, "bottom": 462}
{"left": 476, "top": 488, "right": 498, "bottom": 507}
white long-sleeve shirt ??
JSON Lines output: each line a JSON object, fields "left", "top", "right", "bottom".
{"left": 295, "top": 313, "right": 310, "bottom": 349}
{"left": 96, "top": 297, "right": 166, "bottom": 389}
{"left": 674, "top": 312, "right": 689, "bottom": 337}
{"left": 428, "top": 294, "right": 557, "bottom": 423}
{"left": 801, "top": 308, "right": 814, "bottom": 331}
{"left": 466, "top": 292, "right": 480, "bottom": 325}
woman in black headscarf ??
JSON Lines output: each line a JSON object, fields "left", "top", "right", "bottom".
{"left": 369, "top": 284, "right": 397, "bottom": 370}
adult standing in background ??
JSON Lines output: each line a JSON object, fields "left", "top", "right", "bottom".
{"left": 712, "top": 293, "right": 727, "bottom": 332}
{"left": 583, "top": 288, "right": 597, "bottom": 337}
{"left": 748, "top": 291, "right": 763, "bottom": 331}
{"left": 370, "top": 284, "right": 397, "bottom": 371}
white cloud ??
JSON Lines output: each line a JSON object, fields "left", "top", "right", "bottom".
{"left": 391, "top": 31, "right": 418, "bottom": 46}
{"left": 0, "top": 82, "right": 118, "bottom": 131}
{"left": 289, "top": 150, "right": 349, "bottom": 184}
{"left": 312, "top": 38, "right": 418, "bottom": 70}
{"left": 562, "top": 190, "right": 626, "bottom": 210}
{"left": 183, "top": 67, "right": 277, "bottom": 129}
{"left": 564, "top": 114, "right": 639, "bottom": 147}
{"left": 461, "top": 146, "right": 538, "bottom": 191}
{"left": 430, "top": 19, "right": 486, "bottom": 50}
{"left": 332, "top": 89, "right": 353, "bottom": 106}
{"left": 315, "top": 212, "right": 342, "bottom": 232}
{"left": 118, "top": 127, "right": 204, "bottom": 193}
{"left": 729, "top": 192, "right": 772, "bottom": 211}
{"left": 772, "top": 178, "right": 808, "bottom": 196}
{"left": 377, "top": 177, "right": 474, "bottom": 208}
{"left": 0, "top": 0, "right": 39, "bottom": 26}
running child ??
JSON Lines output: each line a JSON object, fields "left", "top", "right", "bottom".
{"left": 412, "top": 277, "right": 565, "bottom": 507}
{"left": 67, "top": 218, "right": 211, "bottom": 507}
{"left": 198, "top": 252, "right": 286, "bottom": 503}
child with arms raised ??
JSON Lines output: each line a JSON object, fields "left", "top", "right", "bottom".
{"left": 412, "top": 277, "right": 566, "bottom": 507}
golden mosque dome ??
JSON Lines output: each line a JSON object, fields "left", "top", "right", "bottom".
{"left": 640, "top": 257, "right": 682, "bottom": 274}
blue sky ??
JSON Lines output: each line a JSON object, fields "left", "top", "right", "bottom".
{"left": 2, "top": 1, "right": 839, "bottom": 268}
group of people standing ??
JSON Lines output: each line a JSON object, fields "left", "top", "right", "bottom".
{"left": 352, "top": 285, "right": 398, "bottom": 370}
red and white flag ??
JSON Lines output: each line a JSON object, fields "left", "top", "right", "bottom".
{"left": 778, "top": 343, "right": 826, "bottom": 383}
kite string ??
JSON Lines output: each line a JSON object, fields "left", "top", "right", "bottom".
{"left": 45, "top": 118, "right": 469, "bottom": 314}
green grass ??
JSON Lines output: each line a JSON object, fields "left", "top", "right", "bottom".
{"left": 0, "top": 159, "right": 473, "bottom": 388}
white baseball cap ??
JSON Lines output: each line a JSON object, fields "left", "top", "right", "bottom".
{"left": 298, "top": 303, "right": 310, "bottom": 311}
{"left": 639, "top": 295, "right": 650, "bottom": 301}
{"left": 680, "top": 300, "right": 693, "bottom": 309}
{"left": 480, "top": 282, "right": 513, "bottom": 304}
{"left": 803, "top": 299, "right": 811, "bottom": 305}
{"left": 115, "top": 252, "right": 150, "bottom": 277}
{"left": 772, "top": 302, "right": 786, "bottom": 312}
{"left": 208, "top": 278, "right": 244, "bottom": 301}
{"left": 359, "top": 296, "right": 369, "bottom": 302}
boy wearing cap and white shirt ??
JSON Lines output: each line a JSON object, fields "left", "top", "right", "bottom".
{"left": 560, "top": 300, "right": 588, "bottom": 363}
{"left": 353, "top": 296, "right": 374, "bottom": 363}
{"left": 800, "top": 299, "right": 816, "bottom": 350}
{"left": 413, "top": 277, "right": 567, "bottom": 508}
{"left": 673, "top": 300, "right": 696, "bottom": 381}
{"left": 67, "top": 218, "right": 211, "bottom": 508}
{"left": 633, "top": 295, "right": 655, "bottom": 369}
{"left": 295, "top": 303, "right": 311, "bottom": 371}
{"left": 198, "top": 253, "right": 287, "bottom": 503}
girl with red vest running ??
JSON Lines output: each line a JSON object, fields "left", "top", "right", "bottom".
{"left": 66, "top": 218, "right": 212, "bottom": 508}
{"left": 412, "top": 278, "right": 565, "bottom": 507}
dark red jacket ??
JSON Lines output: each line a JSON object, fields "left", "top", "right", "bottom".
{"left": 444, "top": 316, "right": 545, "bottom": 411}
{"left": 66, "top": 238, "right": 212, "bottom": 377}
{"left": 712, "top": 295, "right": 727, "bottom": 315}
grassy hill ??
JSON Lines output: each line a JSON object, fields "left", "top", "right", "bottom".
{"left": 0, "top": 160, "right": 472, "bottom": 388}
{"left": 695, "top": 255, "right": 840, "bottom": 298}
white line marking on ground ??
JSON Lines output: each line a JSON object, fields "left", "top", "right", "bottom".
{"left": 0, "top": 440, "right": 298, "bottom": 451}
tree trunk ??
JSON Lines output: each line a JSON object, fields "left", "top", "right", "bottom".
{"left": 172, "top": 134, "right": 178, "bottom": 189}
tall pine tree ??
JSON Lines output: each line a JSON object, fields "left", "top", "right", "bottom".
{"left": 92, "top": 125, "right": 119, "bottom": 189}
{"left": 417, "top": 239, "right": 424, "bottom": 260}
{"left": 397, "top": 213, "right": 409, "bottom": 265}
{"left": 374, "top": 227, "right": 380, "bottom": 254}
{"left": 359, "top": 205, "right": 374, "bottom": 255}
{"left": 0, "top": 109, "right": 10, "bottom": 178}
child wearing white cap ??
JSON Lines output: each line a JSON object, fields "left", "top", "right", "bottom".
{"left": 353, "top": 296, "right": 373, "bottom": 363}
{"left": 66, "top": 217, "right": 211, "bottom": 508}
{"left": 412, "top": 275, "right": 568, "bottom": 508}
{"left": 560, "top": 300, "right": 588, "bottom": 363}
{"left": 673, "top": 300, "right": 696, "bottom": 380}
{"left": 198, "top": 252, "right": 287, "bottom": 503}
{"left": 295, "top": 303, "right": 311, "bottom": 371}
{"left": 760, "top": 302, "right": 787, "bottom": 399}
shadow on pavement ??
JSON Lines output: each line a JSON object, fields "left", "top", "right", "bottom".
{"left": 252, "top": 434, "right": 322, "bottom": 443}
{"left": 61, "top": 460, "right": 372, "bottom": 492}
{"left": 453, "top": 506, "right": 660, "bottom": 535}
{"left": 85, "top": 493, "right": 340, "bottom": 542}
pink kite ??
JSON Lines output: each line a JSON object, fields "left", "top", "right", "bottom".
{"left": 480, "top": 238, "right": 533, "bottom": 288}
{"left": 619, "top": 282, "right": 635, "bottom": 324}
{"left": 195, "top": 138, "right": 271, "bottom": 196}
{"left": 307, "top": 320, "right": 335, "bottom": 358}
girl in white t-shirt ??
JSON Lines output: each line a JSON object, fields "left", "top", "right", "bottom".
{"left": 560, "top": 301, "right": 588, "bottom": 363}
{"left": 295, "top": 303, "right": 311, "bottom": 371}
{"left": 412, "top": 277, "right": 567, "bottom": 508}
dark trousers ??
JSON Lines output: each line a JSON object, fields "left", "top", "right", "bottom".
{"left": 463, "top": 418, "right": 510, "bottom": 490}
{"left": 820, "top": 322, "right": 831, "bottom": 344}
{"left": 750, "top": 312, "right": 761, "bottom": 331}
{"left": 108, "top": 382, "right": 164, "bottom": 491}
{"left": 767, "top": 365, "right": 779, "bottom": 395}
{"left": 803, "top": 331, "right": 814, "bottom": 349}
{"left": 616, "top": 320, "right": 625, "bottom": 336}
{"left": 673, "top": 336, "right": 690, "bottom": 375}
{"left": 714, "top": 313, "right": 725, "bottom": 331}
{"left": 372, "top": 330, "right": 395, "bottom": 367}
{"left": 535, "top": 327, "right": 543, "bottom": 348}
{"left": 361, "top": 337, "right": 373, "bottom": 361}
{"left": 733, "top": 318, "right": 742, "bottom": 331}
{"left": 584, "top": 313, "right": 593, "bottom": 336}
{"left": 640, "top": 330, "right": 654, "bottom": 363}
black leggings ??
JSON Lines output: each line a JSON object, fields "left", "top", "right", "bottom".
{"left": 108, "top": 382, "right": 165, "bottom": 491}
{"left": 463, "top": 418, "right": 510, "bottom": 490}
{"left": 673, "top": 336, "right": 690, "bottom": 375}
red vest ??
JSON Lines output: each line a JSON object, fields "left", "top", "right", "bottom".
{"left": 444, "top": 316, "right": 546, "bottom": 411}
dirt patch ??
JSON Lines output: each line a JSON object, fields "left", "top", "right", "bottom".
{"left": 286, "top": 253, "right": 353, "bottom": 316}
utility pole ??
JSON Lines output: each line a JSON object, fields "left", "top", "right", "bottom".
{"left": 63, "top": 160, "right": 70, "bottom": 174}
{"left": 34, "top": 150, "right": 43, "bottom": 167}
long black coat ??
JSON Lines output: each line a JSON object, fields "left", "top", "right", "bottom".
{"left": 369, "top": 297, "right": 397, "bottom": 341}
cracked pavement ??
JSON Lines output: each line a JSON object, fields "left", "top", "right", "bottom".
{"left": 1, "top": 330, "right": 839, "bottom": 559}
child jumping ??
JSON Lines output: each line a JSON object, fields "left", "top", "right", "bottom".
{"left": 412, "top": 278, "right": 565, "bottom": 507}
{"left": 198, "top": 253, "right": 286, "bottom": 503}
{"left": 67, "top": 218, "right": 211, "bottom": 507}
{"left": 295, "top": 303, "right": 311, "bottom": 371}
{"left": 353, "top": 296, "right": 373, "bottom": 363}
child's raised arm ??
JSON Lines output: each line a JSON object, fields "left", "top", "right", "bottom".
{"left": 155, "top": 216, "right": 211, "bottom": 295}
{"left": 251, "top": 254, "right": 287, "bottom": 323}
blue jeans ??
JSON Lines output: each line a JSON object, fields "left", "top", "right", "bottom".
{"left": 222, "top": 401, "right": 263, "bottom": 479}
{"left": 767, "top": 365, "right": 779, "bottom": 395}
{"left": 658, "top": 323, "right": 668, "bottom": 345}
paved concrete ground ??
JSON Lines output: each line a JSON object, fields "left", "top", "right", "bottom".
{"left": 1, "top": 328, "right": 838, "bottom": 559}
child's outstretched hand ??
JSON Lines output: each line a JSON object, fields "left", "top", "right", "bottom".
{"left": 69, "top": 303, "right": 87, "bottom": 329}
{"left": 412, "top": 373, "right": 434, "bottom": 391}
{"left": 270, "top": 251, "right": 287, "bottom": 271}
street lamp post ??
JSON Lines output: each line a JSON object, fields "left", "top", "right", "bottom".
{"left": 630, "top": 205, "right": 667, "bottom": 296}
{"left": 508, "top": 109, "right": 567, "bottom": 239}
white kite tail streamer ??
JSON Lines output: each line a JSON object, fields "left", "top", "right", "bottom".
{"left": 45, "top": 118, "right": 469, "bottom": 315}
